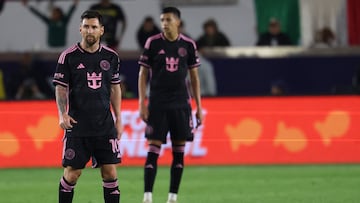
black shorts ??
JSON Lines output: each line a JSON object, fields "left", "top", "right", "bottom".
{"left": 145, "top": 107, "right": 194, "bottom": 144}
{"left": 62, "top": 136, "right": 121, "bottom": 169}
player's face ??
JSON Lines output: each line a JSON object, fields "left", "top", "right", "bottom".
{"left": 80, "top": 18, "right": 104, "bottom": 47}
{"left": 160, "top": 13, "right": 180, "bottom": 34}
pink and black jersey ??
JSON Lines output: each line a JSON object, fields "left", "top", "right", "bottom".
{"left": 138, "top": 33, "right": 200, "bottom": 109}
{"left": 53, "top": 43, "right": 121, "bottom": 137}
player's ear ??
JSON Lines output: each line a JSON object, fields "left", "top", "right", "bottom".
{"left": 176, "top": 19, "right": 181, "bottom": 27}
{"left": 100, "top": 25, "right": 104, "bottom": 36}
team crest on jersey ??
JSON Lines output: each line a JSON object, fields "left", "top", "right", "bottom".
{"left": 87, "top": 72, "right": 102, "bottom": 89}
{"left": 178, "top": 47, "right": 187, "bottom": 57}
{"left": 100, "top": 60, "right": 110, "bottom": 71}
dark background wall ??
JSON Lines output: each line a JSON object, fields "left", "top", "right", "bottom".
{"left": 1, "top": 54, "right": 359, "bottom": 100}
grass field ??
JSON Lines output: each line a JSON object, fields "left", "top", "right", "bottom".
{"left": 0, "top": 165, "right": 360, "bottom": 203}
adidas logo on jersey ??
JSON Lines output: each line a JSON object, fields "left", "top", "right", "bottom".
{"left": 77, "top": 63, "right": 85, "bottom": 69}
{"left": 158, "top": 49, "right": 165, "bottom": 54}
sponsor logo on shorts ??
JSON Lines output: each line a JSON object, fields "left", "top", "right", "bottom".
{"left": 64, "top": 148, "right": 75, "bottom": 160}
{"left": 145, "top": 125, "right": 153, "bottom": 135}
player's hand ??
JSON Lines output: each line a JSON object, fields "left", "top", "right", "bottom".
{"left": 59, "top": 113, "right": 77, "bottom": 129}
{"left": 195, "top": 108, "right": 203, "bottom": 128}
{"left": 115, "top": 117, "right": 123, "bottom": 140}
{"left": 139, "top": 103, "right": 149, "bottom": 122}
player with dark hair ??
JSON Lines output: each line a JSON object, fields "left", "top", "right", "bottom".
{"left": 138, "top": 6, "right": 203, "bottom": 203}
{"left": 53, "top": 10, "right": 123, "bottom": 203}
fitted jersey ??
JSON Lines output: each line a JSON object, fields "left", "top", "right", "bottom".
{"left": 138, "top": 33, "right": 200, "bottom": 109}
{"left": 53, "top": 43, "right": 121, "bottom": 137}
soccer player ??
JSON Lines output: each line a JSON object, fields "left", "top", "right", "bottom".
{"left": 53, "top": 10, "right": 123, "bottom": 203}
{"left": 138, "top": 7, "right": 203, "bottom": 203}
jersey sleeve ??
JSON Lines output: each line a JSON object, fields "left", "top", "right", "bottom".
{"left": 111, "top": 55, "right": 121, "bottom": 84}
{"left": 138, "top": 38, "right": 153, "bottom": 68}
{"left": 188, "top": 42, "right": 201, "bottom": 69}
{"left": 53, "top": 53, "right": 70, "bottom": 87}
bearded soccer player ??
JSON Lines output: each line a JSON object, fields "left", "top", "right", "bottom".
{"left": 53, "top": 10, "right": 123, "bottom": 203}
{"left": 138, "top": 7, "right": 203, "bottom": 203}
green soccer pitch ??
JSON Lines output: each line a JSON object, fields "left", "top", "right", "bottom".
{"left": 0, "top": 165, "right": 359, "bottom": 203}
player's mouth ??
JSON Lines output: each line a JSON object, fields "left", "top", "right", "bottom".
{"left": 86, "top": 35, "right": 95, "bottom": 41}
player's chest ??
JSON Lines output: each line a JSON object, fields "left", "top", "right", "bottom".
{"left": 152, "top": 43, "right": 189, "bottom": 70}
{"left": 68, "top": 56, "right": 113, "bottom": 81}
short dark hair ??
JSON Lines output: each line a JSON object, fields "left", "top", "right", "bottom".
{"left": 144, "top": 16, "right": 154, "bottom": 23}
{"left": 203, "top": 19, "right": 218, "bottom": 32}
{"left": 80, "top": 10, "right": 103, "bottom": 25}
{"left": 162, "top": 7, "right": 181, "bottom": 19}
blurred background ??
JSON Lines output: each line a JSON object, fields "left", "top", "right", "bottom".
{"left": 1, "top": 1, "right": 360, "bottom": 202}
{"left": 1, "top": 0, "right": 360, "bottom": 167}
{"left": 0, "top": 0, "right": 359, "bottom": 100}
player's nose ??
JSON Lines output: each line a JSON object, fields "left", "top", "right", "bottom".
{"left": 87, "top": 28, "right": 94, "bottom": 34}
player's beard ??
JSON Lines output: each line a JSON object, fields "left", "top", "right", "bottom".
{"left": 85, "top": 35, "right": 97, "bottom": 47}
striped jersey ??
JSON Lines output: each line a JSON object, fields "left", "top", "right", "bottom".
{"left": 53, "top": 43, "right": 121, "bottom": 137}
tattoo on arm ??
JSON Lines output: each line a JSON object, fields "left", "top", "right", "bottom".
{"left": 55, "top": 85, "right": 68, "bottom": 114}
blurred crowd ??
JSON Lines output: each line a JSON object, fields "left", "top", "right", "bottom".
{"left": 0, "top": 0, "right": 359, "bottom": 100}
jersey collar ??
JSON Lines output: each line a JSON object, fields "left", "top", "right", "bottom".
{"left": 161, "top": 32, "right": 181, "bottom": 42}
{"left": 77, "top": 42, "right": 102, "bottom": 54}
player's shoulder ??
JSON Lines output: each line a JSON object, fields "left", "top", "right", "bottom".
{"left": 179, "top": 34, "right": 197, "bottom": 49}
{"left": 144, "top": 33, "right": 163, "bottom": 49}
{"left": 147, "top": 33, "right": 163, "bottom": 43}
{"left": 57, "top": 44, "right": 79, "bottom": 64}
{"left": 100, "top": 44, "right": 119, "bottom": 57}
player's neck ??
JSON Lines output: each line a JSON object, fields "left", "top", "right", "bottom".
{"left": 164, "top": 32, "right": 179, "bottom": 42}
{"left": 80, "top": 41, "right": 100, "bottom": 53}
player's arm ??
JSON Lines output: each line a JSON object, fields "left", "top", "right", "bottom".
{"left": 55, "top": 85, "right": 77, "bottom": 129}
{"left": 189, "top": 68, "right": 203, "bottom": 127}
{"left": 22, "top": 0, "right": 49, "bottom": 23}
{"left": 138, "top": 65, "right": 149, "bottom": 122}
{"left": 111, "top": 83, "right": 123, "bottom": 139}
